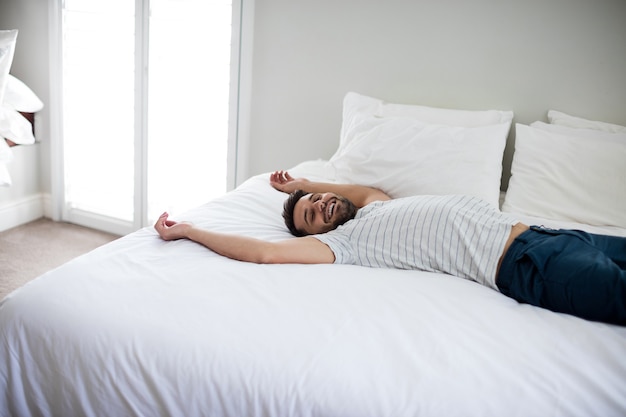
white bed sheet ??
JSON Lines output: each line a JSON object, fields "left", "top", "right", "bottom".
{"left": 1, "top": 160, "right": 625, "bottom": 417}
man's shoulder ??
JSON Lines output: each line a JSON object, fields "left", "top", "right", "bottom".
{"left": 361, "top": 197, "right": 408, "bottom": 212}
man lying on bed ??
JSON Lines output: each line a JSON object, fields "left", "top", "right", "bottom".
{"left": 155, "top": 170, "right": 626, "bottom": 325}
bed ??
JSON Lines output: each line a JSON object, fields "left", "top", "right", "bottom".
{"left": 1, "top": 93, "right": 625, "bottom": 417}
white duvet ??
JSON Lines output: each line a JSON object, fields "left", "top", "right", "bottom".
{"left": 1, "top": 161, "right": 625, "bottom": 417}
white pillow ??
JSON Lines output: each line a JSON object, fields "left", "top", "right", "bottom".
{"left": 503, "top": 124, "right": 626, "bottom": 228}
{"left": 0, "top": 133, "right": 14, "bottom": 163}
{"left": 0, "top": 30, "right": 18, "bottom": 105}
{"left": 530, "top": 121, "right": 626, "bottom": 141}
{"left": 547, "top": 110, "right": 626, "bottom": 134}
{"left": 338, "top": 92, "right": 514, "bottom": 151}
{"left": 326, "top": 115, "right": 511, "bottom": 208}
{"left": 3, "top": 74, "right": 44, "bottom": 112}
{"left": 0, "top": 106, "right": 36, "bottom": 145}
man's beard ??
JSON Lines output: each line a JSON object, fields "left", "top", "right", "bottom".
{"left": 331, "top": 196, "right": 358, "bottom": 229}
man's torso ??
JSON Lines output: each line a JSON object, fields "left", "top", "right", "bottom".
{"left": 313, "top": 194, "right": 517, "bottom": 289}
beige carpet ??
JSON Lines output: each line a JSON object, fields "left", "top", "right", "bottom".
{"left": 0, "top": 218, "right": 120, "bottom": 300}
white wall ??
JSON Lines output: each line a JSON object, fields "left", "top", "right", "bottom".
{"left": 244, "top": 0, "right": 626, "bottom": 187}
{"left": 1, "top": 0, "right": 625, "bottom": 230}
{"left": 0, "top": 0, "right": 50, "bottom": 231}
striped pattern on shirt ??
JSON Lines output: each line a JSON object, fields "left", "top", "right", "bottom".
{"left": 313, "top": 195, "right": 517, "bottom": 289}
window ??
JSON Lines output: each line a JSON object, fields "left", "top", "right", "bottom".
{"left": 59, "top": 0, "right": 234, "bottom": 234}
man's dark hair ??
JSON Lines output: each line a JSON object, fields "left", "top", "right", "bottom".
{"left": 282, "top": 189, "right": 308, "bottom": 237}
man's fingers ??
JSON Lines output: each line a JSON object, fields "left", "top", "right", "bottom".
{"left": 269, "top": 170, "right": 295, "bottom": 187}
{"left": 270, "top": 171, "right": 283, "bottom": 183}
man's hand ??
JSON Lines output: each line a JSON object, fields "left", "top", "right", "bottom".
{"left": 270, "top": 170, "right": 391, "bottom": 208}
{"left": 155, "top": 212, "right": 193, "bottom": 241}
{"left": 270, "top": 170, "right": 310, "bottom": 194}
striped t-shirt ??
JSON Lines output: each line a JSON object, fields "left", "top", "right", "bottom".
{"left": 313, "top": 195, "right": 518, "bottom": 290}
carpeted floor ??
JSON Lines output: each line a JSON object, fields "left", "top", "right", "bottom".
{"left": 0, "top": 218, "right": 120, "bottom": 300}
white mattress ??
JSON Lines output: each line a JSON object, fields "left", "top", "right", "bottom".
{"left": 1, "top": 160, "right": 625, "bottom": 417}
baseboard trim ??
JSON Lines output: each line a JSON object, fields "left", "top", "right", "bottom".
{"left": 0, "top": 194, "right": 45, "bottom": 232}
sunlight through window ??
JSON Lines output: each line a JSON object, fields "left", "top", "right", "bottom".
{"left": 62, "top": 0, "right": 232, "bottom": 231}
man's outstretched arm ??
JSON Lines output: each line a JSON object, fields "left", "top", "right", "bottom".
{"left": 270, "top": 170, "right": 391, "bottom": 208}
{"left": 154, "top": 212, "right": 335, "bottom": 264}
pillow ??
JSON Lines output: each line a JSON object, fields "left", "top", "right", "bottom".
{"left": 338, "top": 92, "right": 514, "bottom": 151}
{"left": 0, "top": 30, "right": 18, "bottom": 105}
{"left": 3, "top": 74, "right": 44, "bottom": 112}
{"left": 0, "top": 135, "right": 13, "bottom": 187}
{"left": 0, "top": 134, "right": 14, "bottom": 163}
{"left": 547, "top": 110, "right": 626, "bottom": 134}
{"left": 503, "top": 124, "right": 626, "bottom": 228}
{"left": 326, "top": 115, "right": 512, "bottom": 208}
{"left": 0, "top": 106, "right": 36, "bottom": 145}
{"left": 530, "top": 121, "right": 626, "bottom": 141}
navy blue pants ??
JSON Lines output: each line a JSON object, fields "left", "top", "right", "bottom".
{"left": 497, "top": 226, "right": 626, "bottom": 325}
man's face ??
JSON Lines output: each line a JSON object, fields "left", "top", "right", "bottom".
{"left": 293, "top": 192, "right": 357, "bottom": 236}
